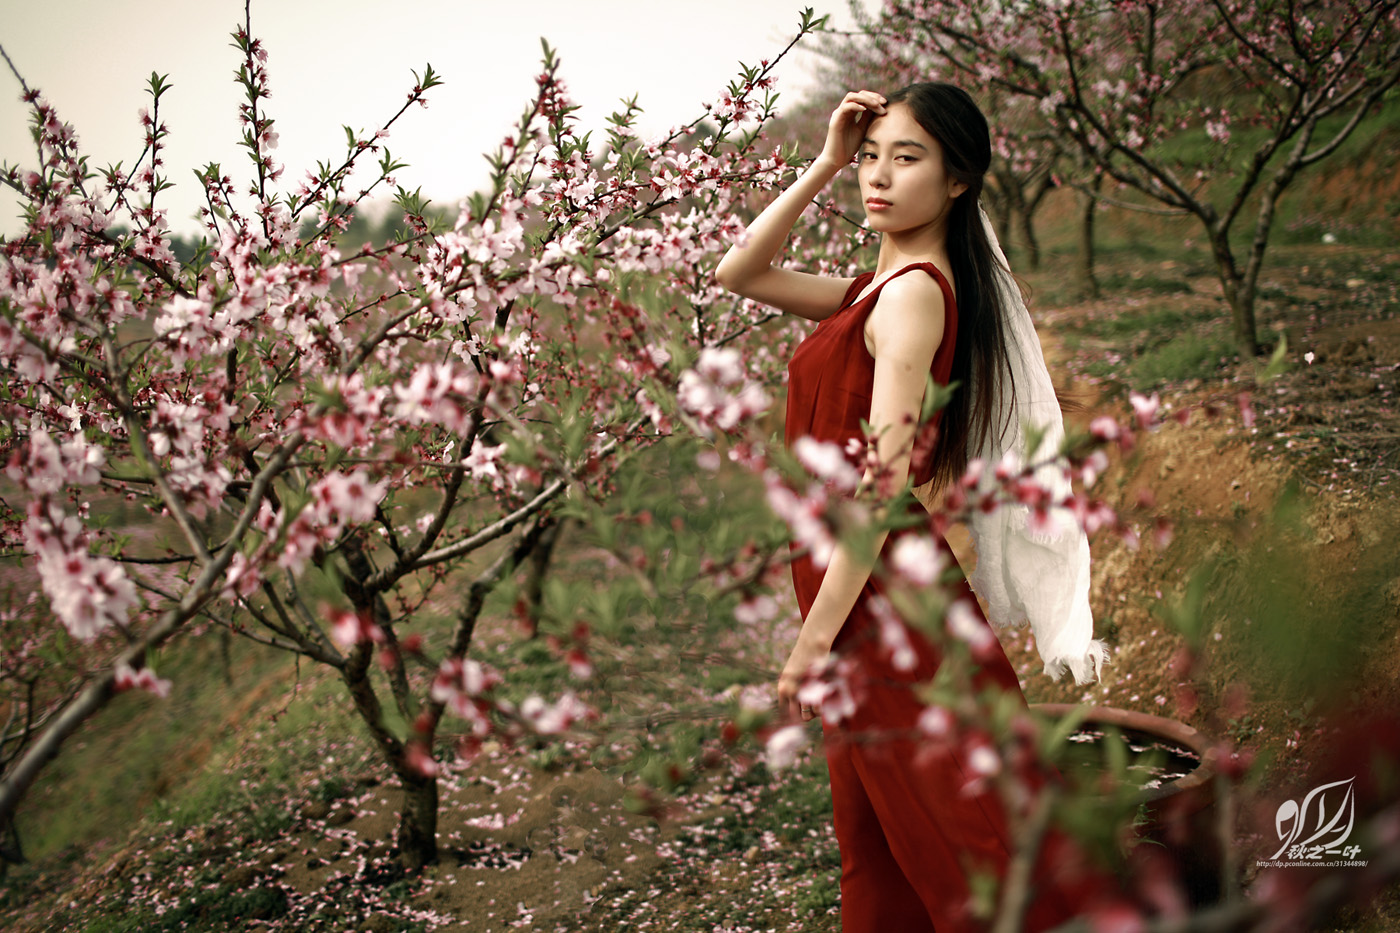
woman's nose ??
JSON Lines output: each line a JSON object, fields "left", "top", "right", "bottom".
{"left": 867, "top": 161, "right": 889, "bottom": 187}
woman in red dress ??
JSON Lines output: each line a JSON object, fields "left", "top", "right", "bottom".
{"left": 715, "top": 84, "right": 1107, "bottom": 930}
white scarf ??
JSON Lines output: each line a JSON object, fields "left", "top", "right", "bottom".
{"left": 962, "top": 205, "right": 1109, "bottom": 685}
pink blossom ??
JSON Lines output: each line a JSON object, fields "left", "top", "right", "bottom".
{"left": 7, "top": 429, "right": 104, "bottom": 496}
{"left": 405, "top": 741, "right": 440, "bottom": 777}
{"left": 565, "top": 648, "right": 593, "bottom": 680}
{"left": 959, "top": 457, "right": 986, "bottom": 488}
{"left": 1153, "top": 518, "right": 1174, "bottom": 549}
{"left": 967, "top": 743, "right": 1000, "bottom": 777}
{"left": 918, "top": 704, "right": 952, "bottom": 737}
{"left": 1080, "top": 449, "right": 1110, "bottom": 488}
{"left": 1129, "top": 392, "right": 1160, "bottom": 430}
{"left": 1238, "top": 392, "right": 1256, "bottom": 429}
{"left": 734, "top": 594, "right": 780, "bottom": 626}
{"left": 25, "top": 500, "right": 138, "bottom": 641}
{"left": 430, "top": 658, "right": 504, "bottom": 736}
{"left": 946, "top": 599, "right": 996, "bottom": 653}
{"left": 328, "top": 607, "right": 386, "bottom": 647}
{"left": 764, "top": 477, "right": 834, "bottom": 567}
{"left": 764, "top": 723, "right": 810, "bottom": 769}
{"left": 432, "top": 657, "right": 503, "bottom": 699}
{"left": 888, "top": 534, "right": 944, "bottom": 586}
{"left": 1089, "top": 416, "right": 1120, "bottom": 441}
{"left": 113, "top": 662, "right": 172, "bottom": 699}
{"left": 310, "top": 469, "right": 387, "bottom": 526}
{"left": 463, "top": 438, "right": 506, "bottom": 483}
{"left": 870, "top": 596, "right": 918, "bottom": 671}
{"left": 793, "top": 436, "right": 861, "bottom": 490}
{"left": 678, "top": 346, "right": 770, "bottom": 433}
{"left": 519, "top": 691, "right": 592, "bottom": 734}
{"left": 222, "top": 551, "right": 262, "bottom": 600}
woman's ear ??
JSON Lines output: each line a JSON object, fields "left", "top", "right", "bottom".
{"left": 949, "top": 178, "right": 969, "bottom": 199}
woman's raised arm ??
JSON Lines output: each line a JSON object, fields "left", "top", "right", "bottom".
{"left": 714, "top": 90, "right": 887, "bottom": 321}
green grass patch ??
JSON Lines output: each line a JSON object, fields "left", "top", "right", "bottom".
{"left": 14, "top": 636, "right": 301, "bottom": 860}
{"left": 1062, "top": 304, "right": 1210, "bottom": 341}
{"left": 79, "top": 885, "right": 292, "bottom": 933}
{"left": 1127, "top": 330, "right": 1235, "bottom": 387}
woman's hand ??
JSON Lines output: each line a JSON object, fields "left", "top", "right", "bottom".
{"left": 817, "top": 90, "right": 888, "bottom": 170}
{"left": 778, "top": 626, "right": 834, "bottom": 722}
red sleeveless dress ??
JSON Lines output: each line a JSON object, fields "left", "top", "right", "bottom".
{"left": 784, "top": 263, "right": 1092, "bottom": 931}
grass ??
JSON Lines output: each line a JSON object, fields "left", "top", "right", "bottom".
{"left": 14, "top": 635, "right": 301, "bottom": 860}
{"left": 1129, "top": 330, "right": 1235, "bottom": 387}
{"left": 77, "top": 883, "right": 294, "bottom": 933}
{"left": 1057, "top": 300, "right": 1236, "bottom": 389}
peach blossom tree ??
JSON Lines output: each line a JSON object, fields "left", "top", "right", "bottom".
{"left": 858, "top": 0, "right": 1400, "bottom": 355}
{"left": 0, "top": 5, "right": 840, "bottom": 870}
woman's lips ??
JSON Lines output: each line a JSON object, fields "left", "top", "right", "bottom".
{"left": 865, "top": 198, "right": 891, "bottom": 211}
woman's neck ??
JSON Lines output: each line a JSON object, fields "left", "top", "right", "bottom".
{"left": 873, "top": 227, "right": 951, "bottom": 278}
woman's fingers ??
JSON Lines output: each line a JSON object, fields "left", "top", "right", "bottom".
{"left": 778, "top": 679, "right": 818, "bottom": 722}
{"left": 820, "top": 90, "right": 889, "bottom": 165}
{"left": 831, "top": 91, "right": 887, "bottom": 124}
{"left": 840, "top": 89, "right": 888, "bottom": 114}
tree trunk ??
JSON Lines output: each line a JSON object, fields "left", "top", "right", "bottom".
{"left": 521, "top": 518, "right": 564, "bottom": 638}
{"left": 396, "top": 768, "right": 440, "bottom": 869}
{"left": 1209, "top": 229, "right": 1259, "bottom": 358}
{"left": 1012, "top": 201, "right": 1041, "bottom": 271}
{"left": 339, "top": 639, "right": 441, "bottom": 866}
{"left": 1231, "top": 287, "right": 1260, "bottom": 360}
{"left": 987, "top": 193, "right": 1014, "bottom": 264}
{"left": 1075, "top": 177, "right": 1100, "bottom": 300}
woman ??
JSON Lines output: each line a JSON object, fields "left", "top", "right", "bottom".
{"left": 715, "top": 84, "right": 1107, "bottom": 931}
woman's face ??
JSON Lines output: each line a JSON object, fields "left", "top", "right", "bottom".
{"left": 857, "top": 102, "right": 966, "bottom": 237}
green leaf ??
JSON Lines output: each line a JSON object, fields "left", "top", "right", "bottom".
{"left": 921, "top": 377, "right": 959, "bottom": 422}
{"left": 1154, "top": 560, "right": 1216, "bottom": 647}
{"left": 1040, "top": 703, "right": 1091, "bottom": 761}
{"left": 1256, "top": 331, "right": 1290, "bottom": 381}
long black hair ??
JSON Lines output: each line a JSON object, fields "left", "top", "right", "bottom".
{"left": 884, "top": 81, "right": 1015, "bottom": 491}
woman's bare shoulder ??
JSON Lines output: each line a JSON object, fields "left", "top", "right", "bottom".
{"left": 865, "top": 270, "right": 946, "bottom": 357}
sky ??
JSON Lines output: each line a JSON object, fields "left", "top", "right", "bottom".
{"left": 0, "top": 0, "right": 864, "bottom": 238}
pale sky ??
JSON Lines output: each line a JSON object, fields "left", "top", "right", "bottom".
{"left": 0, "top": 0, "right": 862, "bottom": 238}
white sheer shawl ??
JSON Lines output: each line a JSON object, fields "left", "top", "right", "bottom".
{"left": 952, "top": 207, "right": 1109, "bottom": 685}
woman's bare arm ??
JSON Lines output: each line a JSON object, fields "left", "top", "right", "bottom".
{"left": 714, "top": 90, "right": 887, "bottom": 321}
{"left": 777, "top": 271, "right": 947, "bottom": 720}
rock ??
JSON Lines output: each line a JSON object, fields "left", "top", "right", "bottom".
{"left": 224, "top": 864, "right": 262, "bottom": 888}
{"left": 1384, "top": 578, "right": 1400, "bottom": 609}
{"left": 300, "top": 800, "right": 331, "bottom": 821}
{"left": 325, "top": 804, "right": 356, "bottom": 826}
